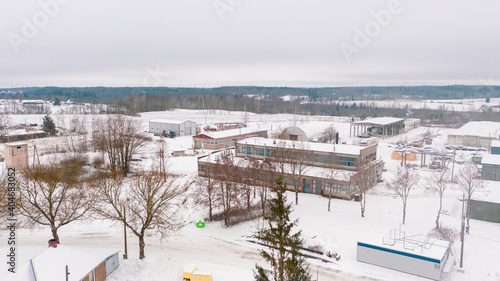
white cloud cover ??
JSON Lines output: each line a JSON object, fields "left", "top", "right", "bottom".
{"left": 1, "top": 0, "right": 500, "bottom": 87}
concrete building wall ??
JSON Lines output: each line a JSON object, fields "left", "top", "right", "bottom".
{"left": 5, "top": 143, "right": 29, "bottom": 170}
{"left": 448, "top": 135, "right": 495, "bottom": 148}
{"left": 357, "top": 243, "right": 447, "bottom": 281}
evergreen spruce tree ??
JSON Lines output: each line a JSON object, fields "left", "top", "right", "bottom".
{"left": 53, "top": 97, "right": 61, "bottom": 106}
{"left": 254, "top": 175, "right": 311, "bottom": 281}
{"left": 42, "top": 115, "right": 58, "bottom": 136}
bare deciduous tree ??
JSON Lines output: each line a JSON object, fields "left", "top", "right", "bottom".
{"left": 318, "top": 125, "right": 338, "bottom": 144}
{"left": 155, "top": 136, "right": 169, "bottom": 179}
{"left": 386, "top": 166, "right": 420, "bottom": 224}
{"left": 427, "top": 170, "right": 450, "bottom": 229}
{"left": 0, "top": 112, "right": 11, "bottom": 143}
{"left": 287, "top": 142, "right": 311, "bottom": 205}
{"left": 353, "top": 159, "right": 375, "bottom": 218}
{"left": 92, "top": 115, "right": 150, "bottom": 176}
{"left": 255, "top": 158, "right": 277, "bottom": 217}
{"left": 18, "top": 155, "right": 93, "bottom": 244}
{"left": 214, "top": 152, "right": 244, "bottom": 227}
{"left": 194, "top": 164, "right": 218, "bottom": 222}
{"left": 458, "top": 160, "right": 484, "bottom": 234}
{"left": 323, "top": 160, "right": 339, "bottom": 212}
{"left": 94, "top": 170, "right": 190, "bottom": 259}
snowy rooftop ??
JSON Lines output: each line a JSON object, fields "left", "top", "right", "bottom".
{"left": 285, "top": 122, "right": 342, "bottom": 140}
{"left": 197, "top": 126, "right": 269, "bottom": 139}
{"left": 491, "top": 139, "right": 500, "bottom": 148}
{"left": 237, "top": 137, "right": 366, "bottom": 156}
{"left": 354, "top": 117, "right": 404, "bottom": 126}
{"left": 358, "top": 231, "right": 450, "bottom": 263}
{"left": 4, "top": 142, "right": 28, "bottom": 146}
{"left": 198, "top": 149, "right": 356, "bottom": 181}
{"left": 149, "top": 119, "right": 194, "bottom": 125}
{"left": 450, "top": 121, "right": 500, "bottom": 138}
{"left": 4, "top": 246, "right": 119, "bottom": 281}
{"left": 481, "top": 154, "right": 500, "bottom": 165}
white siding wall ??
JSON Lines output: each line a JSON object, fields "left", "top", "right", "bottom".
{"left": 357, "top": 243, "right": 447, "bottom": 281}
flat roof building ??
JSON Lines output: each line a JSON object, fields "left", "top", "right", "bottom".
{"left": 350, "top": 117, "right": 405, "bottom": 139}
{"left": 198, "top": 137, "right": 383, "bottom": 200}
{"left": 193, "top": 127, "right": 268, "bottom": 150}
{"left": 491, "top": 139, "right": 500, "bottom": 155}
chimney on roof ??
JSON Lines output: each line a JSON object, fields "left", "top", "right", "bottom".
{"left": 48, "top": 239, "right": 57, "bottom": 248}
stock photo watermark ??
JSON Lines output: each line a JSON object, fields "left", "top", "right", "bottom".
{"left": 142, "top": 65, "right": 170, "bottom": 87}
{"left": 7, "top": 0, "right": 72, "bottom": 53}
{"left": 340, "top": 0, "right": 410, "bottom": 64}
{"left": 6, "top": 167, "right": 17, "bottom": 273}
{"left": 213, "top": 0, "right": 244, "bottom": 21}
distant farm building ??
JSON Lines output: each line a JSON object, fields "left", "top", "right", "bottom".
{"left": 491, "top": 140, "right": 500, "bottom": 155}
{"left": 4, "top": 142, "right": 29, "bottom": 170}
{"left": 215, "top": 122, "right": 246, "bottom": 131}
{"left": 481, "top": 154, "right": 500, "bottom": 181}
{"left": 282, "top": 122, "right": 338, "bottom": 142}
{"left": 447, "top": 121, "right": 500, "bottom": 148}
{"left": 193, "top": 127, "right": 268, "bottom": 150}
{"left": 198, "top": 137, "right": 383, "bottom": 200}
{"left": 149, "top": 119, "right": 196, "bottom": 137}
{"left": 357, "top": 230, "right": 452, "bottom": 281}
{"left": 350, "top": 117, "right": 406, "bottom": 139}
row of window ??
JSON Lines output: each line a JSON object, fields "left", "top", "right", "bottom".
{"left": 236, "top": 145, "right": 367, "bottom": 168}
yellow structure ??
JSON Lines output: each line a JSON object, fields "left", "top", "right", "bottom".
{"left": 183, "top": 267, "right": 212, "bottom": 281}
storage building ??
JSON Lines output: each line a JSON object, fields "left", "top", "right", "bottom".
{"left": 481, "top": 154, "right": 500, "bottom": 181}
{"left": 149, "top": 119, "right": 196, "bottom": 137}
{"left": 357, "top": 230, "right": 452, "bottom": 281}
{"left": 447, "top": 121, "right": 500, "bottom": 148}
{"left": 4, "top": 142, "right": 29, "bottom": 170}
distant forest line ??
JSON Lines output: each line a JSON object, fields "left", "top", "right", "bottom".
{"left": 2, "top": 85, "right": 500, "bottom": 126}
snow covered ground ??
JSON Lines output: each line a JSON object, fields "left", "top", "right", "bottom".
{"left": 1, "top": 109, "right": 500, "bottom": 281}
{"left": 341, "top": 98, "right": 500, "bottom": 112}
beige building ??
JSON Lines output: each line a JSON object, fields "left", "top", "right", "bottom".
{"left": 5, "top": 142, "right": 29, "bottom": 170}
{"left": 193, "top": 127, "right": 268, "bottom": 150}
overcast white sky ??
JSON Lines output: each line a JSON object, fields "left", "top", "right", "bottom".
{"left": 1, "top": 0, "right": 500, "bottom": 88}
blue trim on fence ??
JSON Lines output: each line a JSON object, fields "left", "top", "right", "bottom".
{"left": 357, "top": 242, "right": 441, "bottom": 264}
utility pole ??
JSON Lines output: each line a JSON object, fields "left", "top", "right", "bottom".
{"left": 123, "top": 202, "right": 128, "bottom": 259}
{"left": 66, "top": 265, "right": 70, "bottom": 281}
{"left": 451, "top": 148, "right": 456, "bottom": 182}
{"left": 460, "top": 193, "right": 465, "bottom": 268}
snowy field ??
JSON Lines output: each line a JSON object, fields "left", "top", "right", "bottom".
{"left": 341, "top": 98, "right": 500, "bottom": 112}
{"left": 1, "top": 108, "right": 500, "bottom": 281}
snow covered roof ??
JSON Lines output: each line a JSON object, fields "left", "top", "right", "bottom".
{"left": 237, "top": 137, "right": 366, "bottom": 156}
{"left": 149, "top": 119, "right": 194, "bottom": 125}
{"left": 358, "top": 231, "right": 450, "bottom": 263}
{"left": 4, "top": 246, "right": 119, "bottom": 281}
{"left": 481, "top": 154, "right": 500, "bottom": 166}
{"left": 450, "top": 121, "right": 500, "bottom": 138}
{"left": 284, "top": 122, "right": 337, "bottom": 141}
{"left": 354, "top": 117, "right": 404, "bottom": 126}
{"left": 4, "top": 142, "right": 28, "bottom": 146}
{"left": 197, "top": 126, "right": 268, "bottom": 139}
{"left": 491, "top": 139, "right": 500, "bottom": 148}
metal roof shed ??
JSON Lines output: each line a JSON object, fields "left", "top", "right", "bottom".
{"left": 149, "top": 119, "right": 196, "bottom": 136}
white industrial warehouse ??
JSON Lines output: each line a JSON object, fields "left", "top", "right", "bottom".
{"left": 447, "top": 121, "right": 500, "bottom": 148}
{"left": 148, "top": 119, "right": 196, "bottom": 137}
